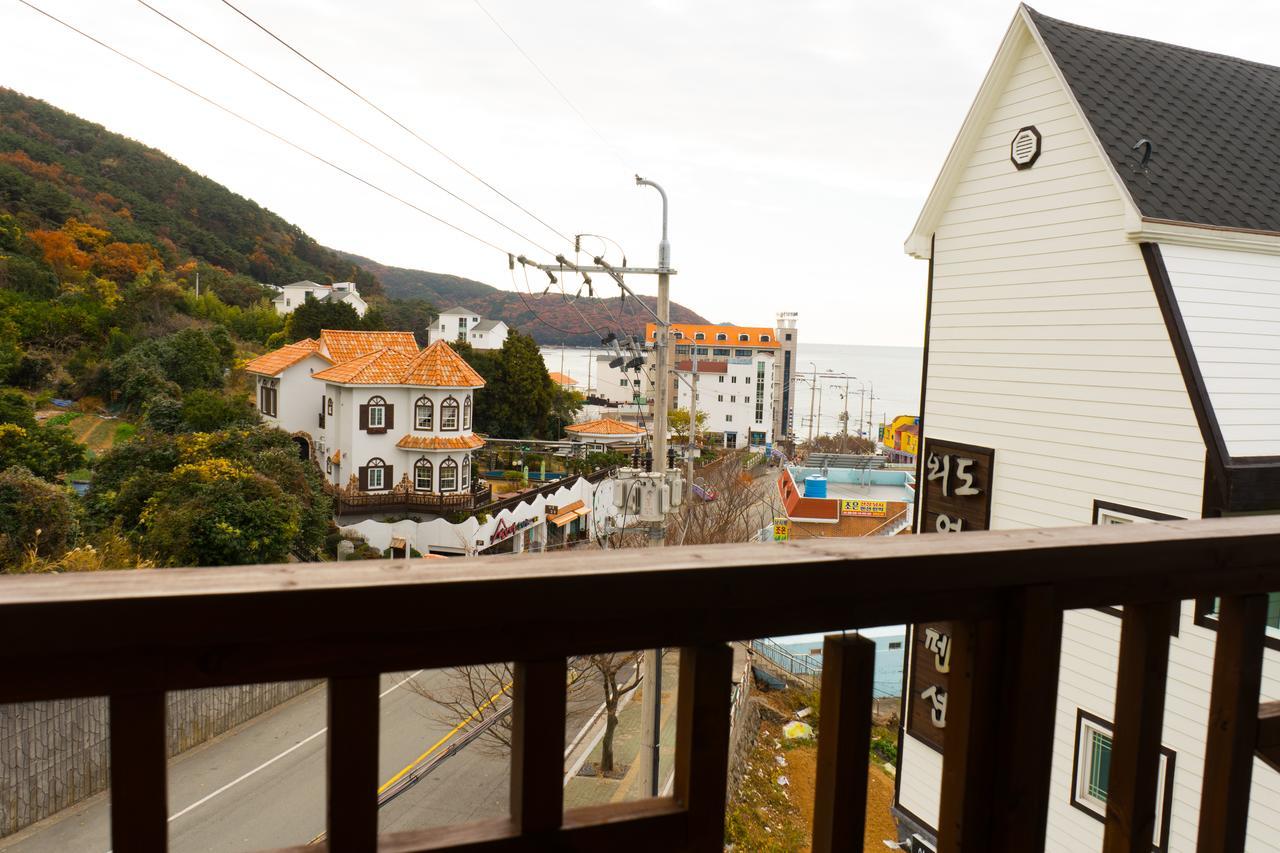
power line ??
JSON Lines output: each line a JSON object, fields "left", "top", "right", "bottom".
{"left": 218, "top": 0, "right": 574, "bottom": 247}
{"left": 134, "top": 0, "right": 558, "bottom": 257}
{"left": 15, "top": 0, "right": 523, "bottom": 258}
{"left": 470, "top": 0, "right": 629, "bottom": 170}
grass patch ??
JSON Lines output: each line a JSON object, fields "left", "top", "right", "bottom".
{"left": 113, "top": 423, "right": 137, "bottom": 443}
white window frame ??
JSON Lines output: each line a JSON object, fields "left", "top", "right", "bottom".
{"left": 414, "top": 459, "right": 433, "bottom": 492}
{"left": 367, "top": 466, "right": 385, "bottom": 490}
{"left": 440, "top": 459, "right": 458, "bottom": 492}
{"left": 1071, "top": 710, "right": 1174, "bottom": 851}
{"left": 368, "top": 405, "right": 385, "bottom": 429}
{"left": 415, "top": 397, "right": 433, "bottom": 430}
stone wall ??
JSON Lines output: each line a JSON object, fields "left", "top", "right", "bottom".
{"left": 0, "top": 680, "right": 321, "bottom": 837}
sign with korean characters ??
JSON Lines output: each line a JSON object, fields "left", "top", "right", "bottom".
{"left": 772, "top": 517, "right": 791, "bottom": 542}
{"left": 840, "top": 499, "right": 887, "bottom": 517}
{"left": 909, "top": 439, "right": 994, "bottom": 751}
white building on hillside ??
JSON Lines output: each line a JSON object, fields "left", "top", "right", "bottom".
{"left": 244, "top": 329, "right": 488, "bottom": 517}
{"left": 271, "top": 280, "right": 367, "bottom": 317}
{"left": 673, "top": 354, "right": 774, "bottom": 449}
{"left": 895, "top": 7, "right": 1280, "bottom": 852}
{"left": 427, "top": 306, "right": 510, "bottom": 350}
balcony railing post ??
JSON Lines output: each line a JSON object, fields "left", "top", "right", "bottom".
{"left": 674, "top": 644, "right": 733, "bottom": 850}
{"left": 109, "top": 690, "right": 169, "bottom": 853}
{"left": 510, "top": 657, "right": 567, "bottom": 835}
{"left": 1103, "top": 600, "right": 1174, "bottom": 853}
{"left": 1198, "top": 593, "right": 1268, "bottom": 853}
{"left": 327, "top": 674, "right": 380, "bottom": 853}
{"left": 811, "top": 633, "right": 876, "bottom": 853}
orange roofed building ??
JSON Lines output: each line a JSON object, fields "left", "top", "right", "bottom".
{"left": 564, "top": 416, "right": 647, "bottom": 449}
{"left": 245, "top": 330, "right": 490, "bottom": 515}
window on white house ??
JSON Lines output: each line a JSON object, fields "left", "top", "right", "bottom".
{"left": 367, "top": 466, "right": 385, "bottom": 490}
{"left": 713, "top": 348, "right": 730, "bottom": 356}
{"left": 730, "top": 396, "right": 736, "bottom": 403}
{"left": 716, "top": 333, "right": 727, "bottom": 341}
{"left": 414, "top": 458, "right": 433, "bottom": 491}
{"left": 731, "top": 376, "right": 738, "bottom": 383}
{"left": 259, "top": 385, "right": 278, "bottom": 417}
{"left": 694, "top": 332, "right": 705, "bottom": 340}
{"left": 463, "top": 397, "right": 472, "bottom": 429}
{"left": 718, "top": 395, "right": 724, "bottom": 402}
{"left": 738, "top": 333, "right": 749, "bottom": 341}
{"left": 718, "top": 376, "right": 724, "bottom": 383}
{"left": 461, "top": 455, "right": 470, "bottom": 487}
{"left": 415, "top": 397, "right": 434, "bottom": 430}
{"left": 735, "top": 348, "right": 752, "bottom": 357}
{"left": 621, "top": 379, "right": 629, "bottom": 386}
{"left": 1071, "top": 711, "right": 1174, "bottom": 849}
{"left": 441, "top": 397, "right": 459, "bottom": 430}
{"left": 440, "top": 458, "right": 458, "bottom": 491}
{"left": 725, "top": 414, "right": 733, "bottom": 423}
{"left": 761, "top": 334, "right": 771, "bottom": 342}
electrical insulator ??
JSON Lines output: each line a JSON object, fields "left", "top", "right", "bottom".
{"left": 643, "top": 451, "right": 653, "bottom": 473}
{"left": 667, "top": 447, "right": 677, "bottom": 469}
{"left": 631, "top": 449, "right": 641, "bottom": 468}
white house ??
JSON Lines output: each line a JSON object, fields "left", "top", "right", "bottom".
{"left": 245, "top": 329, "right": 487, "bottom": 516}
{"left": 563, "top": 417, "right": 646, "bottom": 451}
{"left": 426, "top": 306, "right": 509, "bottom": 350}
{"left": 896, "top": 7, "right": 1280, "bottom": 852}
{"left": 672, "top": 354, "right": 774, "bottom": 449}
{"left": 271, "top": 280, "right": 368, "bottom": 317}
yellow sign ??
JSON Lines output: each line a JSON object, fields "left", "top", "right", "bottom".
{"left": 772, "top": 517, "right": 791, "bottom": 542}
{"left": 841, "top": 499, "right": 887, "bottom": 517}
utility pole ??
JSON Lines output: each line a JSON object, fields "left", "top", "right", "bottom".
{"left": 806, "top": 362, "right": 818, "bottom": 445}
{"left": 636, "top": 175, "right": 669, "bottom": 798}
{"left": 839, "top": 375, "right": 852, "bottom": 453}
{"left": 866, "top": 382, "right": 878, "bottom": 441}
{"left": 195, "top": 269, "right": 199, "bottom": 298}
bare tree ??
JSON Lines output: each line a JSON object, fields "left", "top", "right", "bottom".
{"left": 667, "top": 456, "right": 770, "bottom": 546}
{"left": 573, "top": 653, "right": 642, "bottom": 774}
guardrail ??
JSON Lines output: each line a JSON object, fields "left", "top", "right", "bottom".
{"left": 3, "top": 517, "right": 1280, "bottom": 851}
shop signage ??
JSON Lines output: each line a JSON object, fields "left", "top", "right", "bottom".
{"left": 840, "top": 499, "right": 887, "bottom": 517}
{"left": 490, "top": 515, "right": 539, "bottom": 545}
{"left": 772, "top": 517, "right": 790, "bottom": 542}
{"left": 909, "top": 439, "right": 995, "bottom": 752}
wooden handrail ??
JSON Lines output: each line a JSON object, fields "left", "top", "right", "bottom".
{"left": 4, "top": 516, "right": 1280, "bottom": 852}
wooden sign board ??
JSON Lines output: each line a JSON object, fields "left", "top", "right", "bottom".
{"left": 908, "top": 439, "right": 995, "bottom": 752}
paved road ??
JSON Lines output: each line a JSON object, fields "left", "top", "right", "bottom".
{"left": 1, "top": 664, "right": 619, "bottom": 853}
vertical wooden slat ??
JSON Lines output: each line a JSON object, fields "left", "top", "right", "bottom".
{"left": 811, "top": 633, "right": 875, "bottom": 853}
{"left": 510, "top": 657, "right": 567, "bottom": 834}
{"left": 1198, "top": 593, "right": 1268, "bottom": 853}
{"left": 327, "top": 674, "right": 380, "bottom": 853}
{"left": 991, "top": 586, "right": 1063, "bottom": 853}
{"left": 936, "top": 618, "right": 1003, "bottom": 853}
{"left": 1103, "top": 601, "right": 1174, "bottom": 853}
{"left": 673, "top": 644, "right": 733, "bottom": 850}
{"left": 1257, "top": 701, "right": 1280, "bottom": 773}
{"left": 110, "top": 690, "right": 169, "bottom": 853}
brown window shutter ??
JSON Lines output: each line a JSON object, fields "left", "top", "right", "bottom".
{"left": 358, "top": 466, "right": 368, "bottom": 491}
{"left": 384, "top": 465, "right": 393, "bottom": 486}
{"left": 385, "top": 404, "right": 394, "bottom": 430}
{"left": 359, "top": 405, "right": 368, "bottom": 430}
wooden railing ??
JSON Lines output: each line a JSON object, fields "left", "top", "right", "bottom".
{"left": 3, "top": 517, "right": 1280, "bottom": 851}
{"left": 333, "top": 480, "right": 493, "bottom": 515}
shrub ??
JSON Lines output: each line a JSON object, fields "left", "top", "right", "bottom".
{"left": 0, "top": 466, "right": 75, "bottom": 569}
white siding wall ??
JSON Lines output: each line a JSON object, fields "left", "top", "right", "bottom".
{"left": 336, "top": 386, "right": 475, "bottom": 492}
{"left": 899, "top": 31, "right": 1280, "bottom": 853}
{"left": 1162, "top": 243, "right": 1280, "bottom": 457}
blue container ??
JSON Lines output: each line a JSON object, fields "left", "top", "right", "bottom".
{"left": 804, "top": 475, "right": 827, "bottom": 498}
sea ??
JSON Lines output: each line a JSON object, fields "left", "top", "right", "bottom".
{"left": 540, "top": 341, "right": 923, "bottom": 437}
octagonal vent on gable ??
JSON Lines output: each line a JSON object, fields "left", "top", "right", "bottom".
{"left": 1010, "top": 125, "right": 1042, "bottom": 170}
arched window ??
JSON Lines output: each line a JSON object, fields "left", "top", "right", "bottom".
{"left": 361, "top": 395, "right": 390, "bottom": 432}
{"left": 361, "top": 457, "right": 389, "bottom": 491}
{"left": 414, "top": 396, "right": 433, "bottom": 430}
{"left": 716, "top": 333, "right": 727, "bottom": 341}
{"left": 461, "top": 454, "right": 470, "bottom": 487}
{"left": 440, "top": 396, "right": 460, "bottom": 430}
{"left": 761, "top": 334, "right": 771, "bottom": 342}
{"left": 462, "top": 396, "right": 472, "bottom": 429}
{"left": 694, "top": 332, "right": 706, "bottom": 340}
{"left": 440, "top": 457, "right": 459, "bottom": 491}
{"left": 672, "top": 331, "right": 683, "bottom": 339}
{"left": 738, "top": 333, "right": 749, "bottom": 342}
{"left": 414, "top": 457, "right": 433, "bottom": 491}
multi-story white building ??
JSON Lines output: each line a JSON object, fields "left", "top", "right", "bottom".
{"left": 673, "top": 354, "right": 774, "bottom": 449}
{"left": 270, "top": 280, "right": 367, "bottom": 317}
{"left": 895, "top": 8, "right": 1280, "bottom": 852}
{"left": 426, "top": 306, "right": 509, "bottom": 350}
{"left": 245, "top": 329, "right": 487, "bottom": 516}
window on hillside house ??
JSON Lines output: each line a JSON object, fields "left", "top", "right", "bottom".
{"left": 732, "top": 376, "right": 738, "bottom": 383}
{"left": 716, "top": 333, "right": 727, "bottom": 341}
{"left": 738, "top": 334, "right": 749, "bottom": 341}
{"left": 730, "top": 396, "right": 736, "bottom": 403}
{"left": 718, "top": 395, "right": 724, "bottom": 402}
{"left": 1071, "top": 711, "right": 1174, "bottom": 850}
{"left": 719, "top": 376, "right": 725, "bottom": 383}
{"left": 725, "top": 414, "right": 733, "bottom": 423}
{"left": 761, "top": 335, "right": 771, "bottom": 342}
{"left": 414, "top": 458, "right": 433, "bottom": 491}
{"left": 463, "top": 396, "right": 472, "bottom": 429}
{"left": 735, "top": 349, "right": 752, "bottom": 357}
{"left": 440, "top": 457, "right": 458, "bottom": 491}
{"left": 696, "top": 347, "right": 709, "bottom": 355}
{"left": 363, "top": 457, "right": 389, "bottom": 491}
{"left": 461, "top": 454, "right": 470, "bottom": 487}
{"left": 441, "top": 396, "right": 459, "bottom": 430}
{"left": 259, "top": 384, "right": 277, "bottom": 417}
{"left": 694, "top": 332, "right": 705, "bottom": 340}
{"left": 326, "top": 398, "right": 333, "bottom": 415}
{"left": 364, "top": 395, "right": 388, "bottom": 432}
{"left": 713, "top": 348, "right": 730, "bottom": 356}
{"left": 415, "top": 396, "right": 434, "bottom": 430}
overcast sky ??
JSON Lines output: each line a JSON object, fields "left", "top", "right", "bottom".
{"left": 5, "top": 1, "right": 1280, "bottom": 345}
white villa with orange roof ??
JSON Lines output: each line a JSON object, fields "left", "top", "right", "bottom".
{"left": 564, "top": 417, "right": 647, "bottom": 450}
{"left": 245, "top": 329, "right": 489, "bottom": 515}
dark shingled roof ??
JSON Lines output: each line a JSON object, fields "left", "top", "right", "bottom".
{"left": 1027, "top": 6, "right": 1280, "bottom": 233}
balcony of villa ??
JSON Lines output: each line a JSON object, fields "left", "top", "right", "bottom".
{"left": 328, "top": 474, "right": 493, "bottom": 517}
{"left": 2, "top": 517, "right": 1280, "bottom": 851}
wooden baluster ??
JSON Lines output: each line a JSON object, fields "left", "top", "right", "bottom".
{"left": 510, "top": 658, "right": 567, "bottom": 835}
{"left": 938, "top": 587, "right": 1063, "bottom": 853}
{"left": 110, "top": 690, "right": 169, "bottom": 853}
{"left": 674, "top": 644, "right": 733, "bottom": 851}
{"left": 327, "top": 674, "right": 380, "bottom": 853}
{"left": 811, "top": 633, "right": 875, "bottom": 853}
{"left": 1103, "top": 601, "right": 1174, "bottom": 853}
{"left": 1257, "top": 701, "right": 1280, "bottom": 774}
{"left": 1198, "top": 594, "right": 1267, "bottom": 853}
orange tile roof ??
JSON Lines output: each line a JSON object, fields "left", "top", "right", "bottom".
{"left": 565, "top": 417, "right": 647, "bottom": 436}
{"left": 395, "top": 433, "right": 485, "bottom": 451}
{"left": 318, "top": 329, "right": 419, "bottom": 363}
{"left": 400, "top": 340, "right": 486, "bottom": 388}
{"left": 311, "top": 347, "right": 417, "bottom": 384}
{"left": 243, "top": 339, "right": 329, "bottom": 376}
{"left": 644, "top": 323, "right": 780, "bottom": 349}
{"left": 549, "top": 372, "right": 577, "bottom": 385}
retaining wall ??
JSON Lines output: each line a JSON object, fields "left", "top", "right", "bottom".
{"left": 0, "top": 680, "right": 321, "bottom": 837}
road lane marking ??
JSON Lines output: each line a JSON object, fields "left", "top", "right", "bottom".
{"left": 101, "top": 670, "right": 426, "bottom": 851}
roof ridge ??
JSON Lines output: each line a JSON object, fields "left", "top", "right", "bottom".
{"left": 1026, "top": 5, "right": 1280, "bottom": 76}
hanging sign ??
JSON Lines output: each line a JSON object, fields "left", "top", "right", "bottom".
{"left": 772, "top": 517, "right": 790, "bottom": 542}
